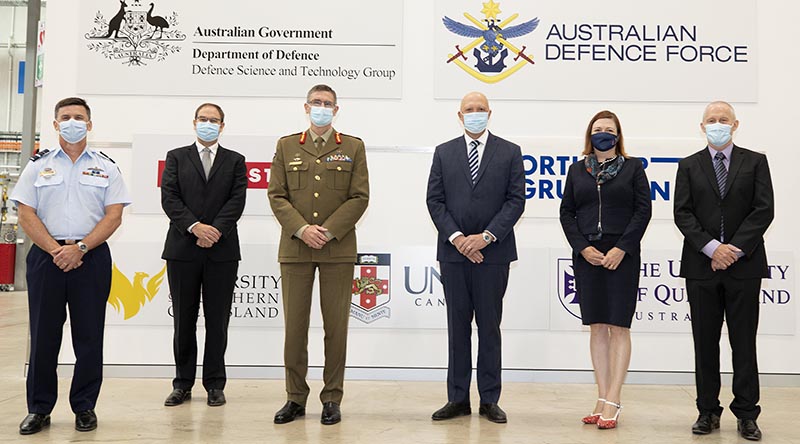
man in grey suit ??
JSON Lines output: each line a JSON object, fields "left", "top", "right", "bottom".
{"left": 426, "top": 91, "right": 525, "bottom": 423}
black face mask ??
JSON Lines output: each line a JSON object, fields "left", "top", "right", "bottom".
{"left": 591, "top": 132, "right": 618, "bottom": 152}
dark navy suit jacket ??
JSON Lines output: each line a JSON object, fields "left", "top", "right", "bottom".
{"left": 426, "top": 132, "right": 525, "bottom": 264}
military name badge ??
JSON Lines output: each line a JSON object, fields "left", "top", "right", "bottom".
{"left": 39, "top": 167, "right": 56, "bottom": 178}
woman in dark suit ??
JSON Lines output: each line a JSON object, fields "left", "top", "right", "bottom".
{"left": 559, "top": 110, "right": 652, "bottom": 429}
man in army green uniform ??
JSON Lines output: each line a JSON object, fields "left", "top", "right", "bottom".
{"left": 268, "top": 84, "right": 369, "bottom": 426}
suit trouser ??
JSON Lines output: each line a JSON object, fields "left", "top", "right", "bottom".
{"left": 440, "top": 261, "right": 508, "bottom": 405}
{"left": 167, "top": 258, "right": 238, "bottom": 391}
{"left": 687, "top": 275, "right": 761, "bottom": 420}
{"left": 280, "top": 262, "right": 353, "bottom": 406}
{"left": 26, "top": 243, "right": 111, "bottom": 414}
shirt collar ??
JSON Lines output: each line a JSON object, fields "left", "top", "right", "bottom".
{"left": 308, "top": 127, "right": 334, "bottom": 144}
{"left": 52, "top": 145, "right": 94, "bottom": 162}
{"left": 464, "top": 130, "right": 489, "bottom": 148}
{"left": 707, "top": 142, "right": 733, "bottom": 160}
{"left": 196, "top": 141, "right": 219, "bottom": 155}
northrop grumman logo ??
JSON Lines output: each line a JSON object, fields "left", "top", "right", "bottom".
{"left": 351, "top": 254, "right": 391, "bottom": 324}
{"left": 442, "top": 0, "right": 539, "bottom": 83}
{"left": 557, "top": 258, "right": 581, "bottom": 320}
{"left": 85, "top": 0, "right": 186, "bottom": 66}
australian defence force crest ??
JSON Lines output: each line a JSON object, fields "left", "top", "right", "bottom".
{"left": 443, "top": 0, "right": 539, "bottom": 83}
{"left": 351, "top": 254, "right": 391, "bottom": 324}
{"left": 85, "top": 0, "right": 186, "bottom": 66}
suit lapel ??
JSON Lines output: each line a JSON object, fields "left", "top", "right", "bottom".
{"left": 697, "top": 149, "right": 721, "bottom": 199}
{"left": 473, "top": 133, "right": 497, "bottom": 186}
{"left": 207, "top": 146, "right": 226, "bottom": 181}
{"left": 454, "top": 137, "right": 472, "bottom": 186}
{"left": 187, "top": 144, "right": 206, "bottom": 181}
{"left": 723, "top": 145, "right": 745, "bottom": 199}
{"left": 317, "top": 132, "right": 340, "bottom": 159}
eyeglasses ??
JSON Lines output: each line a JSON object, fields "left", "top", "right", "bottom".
{"left": 307, "top": 100, "right": 336, "bottom": 108}
{"left": 196, "top": 117, "right": 222, "bottom": 124}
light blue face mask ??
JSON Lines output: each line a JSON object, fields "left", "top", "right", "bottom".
{"left": 309, "top": 106, "right": 334, "bottom": 127}
{"left": 463, "top": 112, "right": 489, "bottom": 134}
{"left": 196, "top": 122, "right": 221, "bottom": 142}
{"left": 705, "top": 123, "right": 732, "bottom": 147}
{"left": 58, "top": 119, "right": 88, "bottom": 144}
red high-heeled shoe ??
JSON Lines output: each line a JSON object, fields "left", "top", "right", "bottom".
{"left": 581, "top": 398, "right": 606, "bottom": 424}
{"left": 597, "top": 401, "right": 622, "bottom": 429}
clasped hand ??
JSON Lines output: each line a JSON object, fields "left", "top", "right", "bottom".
{"left": 51, "top": 245, "right": 83, "bottom": 273}
{"left": 193, "top": 223, "right": 221, "bottom": 248}
{"left": 453, "top": 234, "right": 487, "bottom": 264}
{"left": 581, "top": 246, "right": 626, "bottom": 270}
{"left": 711, "top": 244, "right": 742, "bottom": 271}
{"left": 301, "top": 225, "right": 330, "bottom": 250}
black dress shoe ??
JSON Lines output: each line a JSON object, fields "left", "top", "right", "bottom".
{"left": 738, "top": 419, "right": 762, "bottom": 441}
{"left": 274, "top": 401, "right": 305, "bottom": 424}
{"left": 432, "top": 402, "right": 471, "bottom": 420}
{"left": 692, "top": 413, "right": 720, "bottom": 435}
{"left": 207, "top": 389, "right": 226, "bottom": 407}
{"left": 479, "top": 403, "right": 507, "bottom": 423}
{"left": 164, "top": 388, "right": 192, "bottom": 406}
{"left": 75, "top": 409, "right": 97, "bottom": 432}
{"left": 321, "top": 402, "right": 342, "bottom": 425}
{"left": 19, "top": 414, "right": 50, "bottom": 435}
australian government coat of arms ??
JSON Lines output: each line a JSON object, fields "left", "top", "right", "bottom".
{"left": 443, "top": 0, "right": 539, "bottom": 83}
{"left": 85, "top": 0, "right": 186, "bottom": 66}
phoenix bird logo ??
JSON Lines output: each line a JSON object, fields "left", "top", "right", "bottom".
{"left": 108, "top": 263, "right": 166, "bottom": 319}
{"left": 443, "top": 0, "right": 540, "bottom": 83}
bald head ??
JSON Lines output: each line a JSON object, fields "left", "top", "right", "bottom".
{"left": 703, "top": 101, "right": 737, "bottom": 122}
{"left": 460, "top": 91, "right": 490, "bottom": 113}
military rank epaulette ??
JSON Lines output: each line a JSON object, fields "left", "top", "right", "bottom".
{"left": 99, "top": 151, "right": 116, "bottom": 164}
{"left": 338, "top": 133, "right": 362, "bottom": 142}
{"left": 280, "top": 132, "right": 303, "bottom": 141}
{"left": 29, "top": 148, "right": 51, "bottom": 162}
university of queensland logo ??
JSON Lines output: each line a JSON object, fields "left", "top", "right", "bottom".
{"left": 351, "top": 254, "right": 391, "bottom": 324}
{"left": 85, "top": 0, "right": 186, "bottom": 66}
{"left": 442, "top": 0, "right": 539, "bottom": 83}
{"left": 557, "top": 258, "right": 581, "bottom": 320}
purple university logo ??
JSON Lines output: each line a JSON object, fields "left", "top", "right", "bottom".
{"left": 557, "top": 258, "right": 581, "bottom": 320}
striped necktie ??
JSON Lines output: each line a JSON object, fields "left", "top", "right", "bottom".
{"left": 714, "top": 152, "right": 727, "bottom": 241}
{"left": 468, "top": 140, "right": 480, "bottom": 184}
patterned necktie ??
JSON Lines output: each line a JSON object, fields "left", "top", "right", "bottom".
{"left": 714, "top": 152, "right": 727, "bottom": 241}
{"left": 201, "top": 147, "right": 212, "bottom": 179}
{"left": 468, "top": 140, "right": 480, "bottom": 184}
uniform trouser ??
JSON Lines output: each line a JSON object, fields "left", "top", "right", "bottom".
{"left": 687, "top": 275, "right": 761, "bottom": 420}
{"left": 280, "top": 262, "right": 353, "bottom": 406}
{"left": 440, "top": 261, "right": 508, "bottom": 405}
{"left": 26, "top": 243, "right": 112, "bottom": 414}
{"left": 167, "top": 259, "right": 238, "bottom": 392}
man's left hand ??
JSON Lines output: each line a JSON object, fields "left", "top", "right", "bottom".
{"left": 51, "top": 245, "right": 84, "bottom": 273}
{"left": 458, "top": 234, "right": 489, "bottom": 257}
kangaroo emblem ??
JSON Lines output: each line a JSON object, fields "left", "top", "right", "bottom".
{"left": 104, "top": 0, "right": 128, "bottom": 39}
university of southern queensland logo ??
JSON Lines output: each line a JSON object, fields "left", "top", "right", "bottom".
{"left": 557, "top": 258, "right": 581, "bottom": 320}
{"left": 442, "top": 0, "right": 539, "bottom": 83}
{"left": 108, "top": 263, "right": 166, "bottom": 319}
{"left": 350, "top": 254, "right": 391, "bottom": 324}
{"left": 85, "top": 0, "right": 186, "bottom": 66}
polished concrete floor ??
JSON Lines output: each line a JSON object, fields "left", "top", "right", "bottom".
{"left": 0, "top": 291, "right": 797, "bottom": 443}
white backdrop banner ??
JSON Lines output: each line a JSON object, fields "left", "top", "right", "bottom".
{"left": 434, "top": 0, "right": 757, "bottom": 102}
{"left": 77, "top": 0, "right": 402, "bottom": 98}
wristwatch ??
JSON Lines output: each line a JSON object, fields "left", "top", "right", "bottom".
{"left": 77, "top": 241, "right": 88, "bottom": 254}
{"left": 482, "top": 232, "right": 493, "bottom": 244}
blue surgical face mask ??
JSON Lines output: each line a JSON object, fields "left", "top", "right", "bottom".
{"left": 463, "top": 112, "right": 489, "bottom": 134}
{"left": 196, "top": 122, "right": 221, "bottom": 142}
{"left": 309, "top": 106, "right": 334, "bottom": 127}
{"left": 705, "top": 123, "right": 732, "bottom": 147}
{"left": 590, "top": 132, "right": 618, "bottom": 152}
{"left": 58, "top": 119, "right": 88, "bottom": 144}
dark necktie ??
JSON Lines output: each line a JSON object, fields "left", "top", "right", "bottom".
{"left": 201, "top": 147, "right": 212, "bottom": 179}
{"left": 714, "top": 152, "right": 727, "bottom": 241}
{"left": 468, "top": 140, "right": 480, "bottom": 184}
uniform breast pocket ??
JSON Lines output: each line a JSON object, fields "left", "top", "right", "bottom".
{"left": 326, "top": 162, "right": 352, "bottom": 190}
{"left": 287, "top": 162, "right": 309, "bottom": 190}
{"left": 79, "top": 174, "right": 110, "bottom": 199}
{"left": 33, "top": 174, "right": 64, "bottom": 205}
